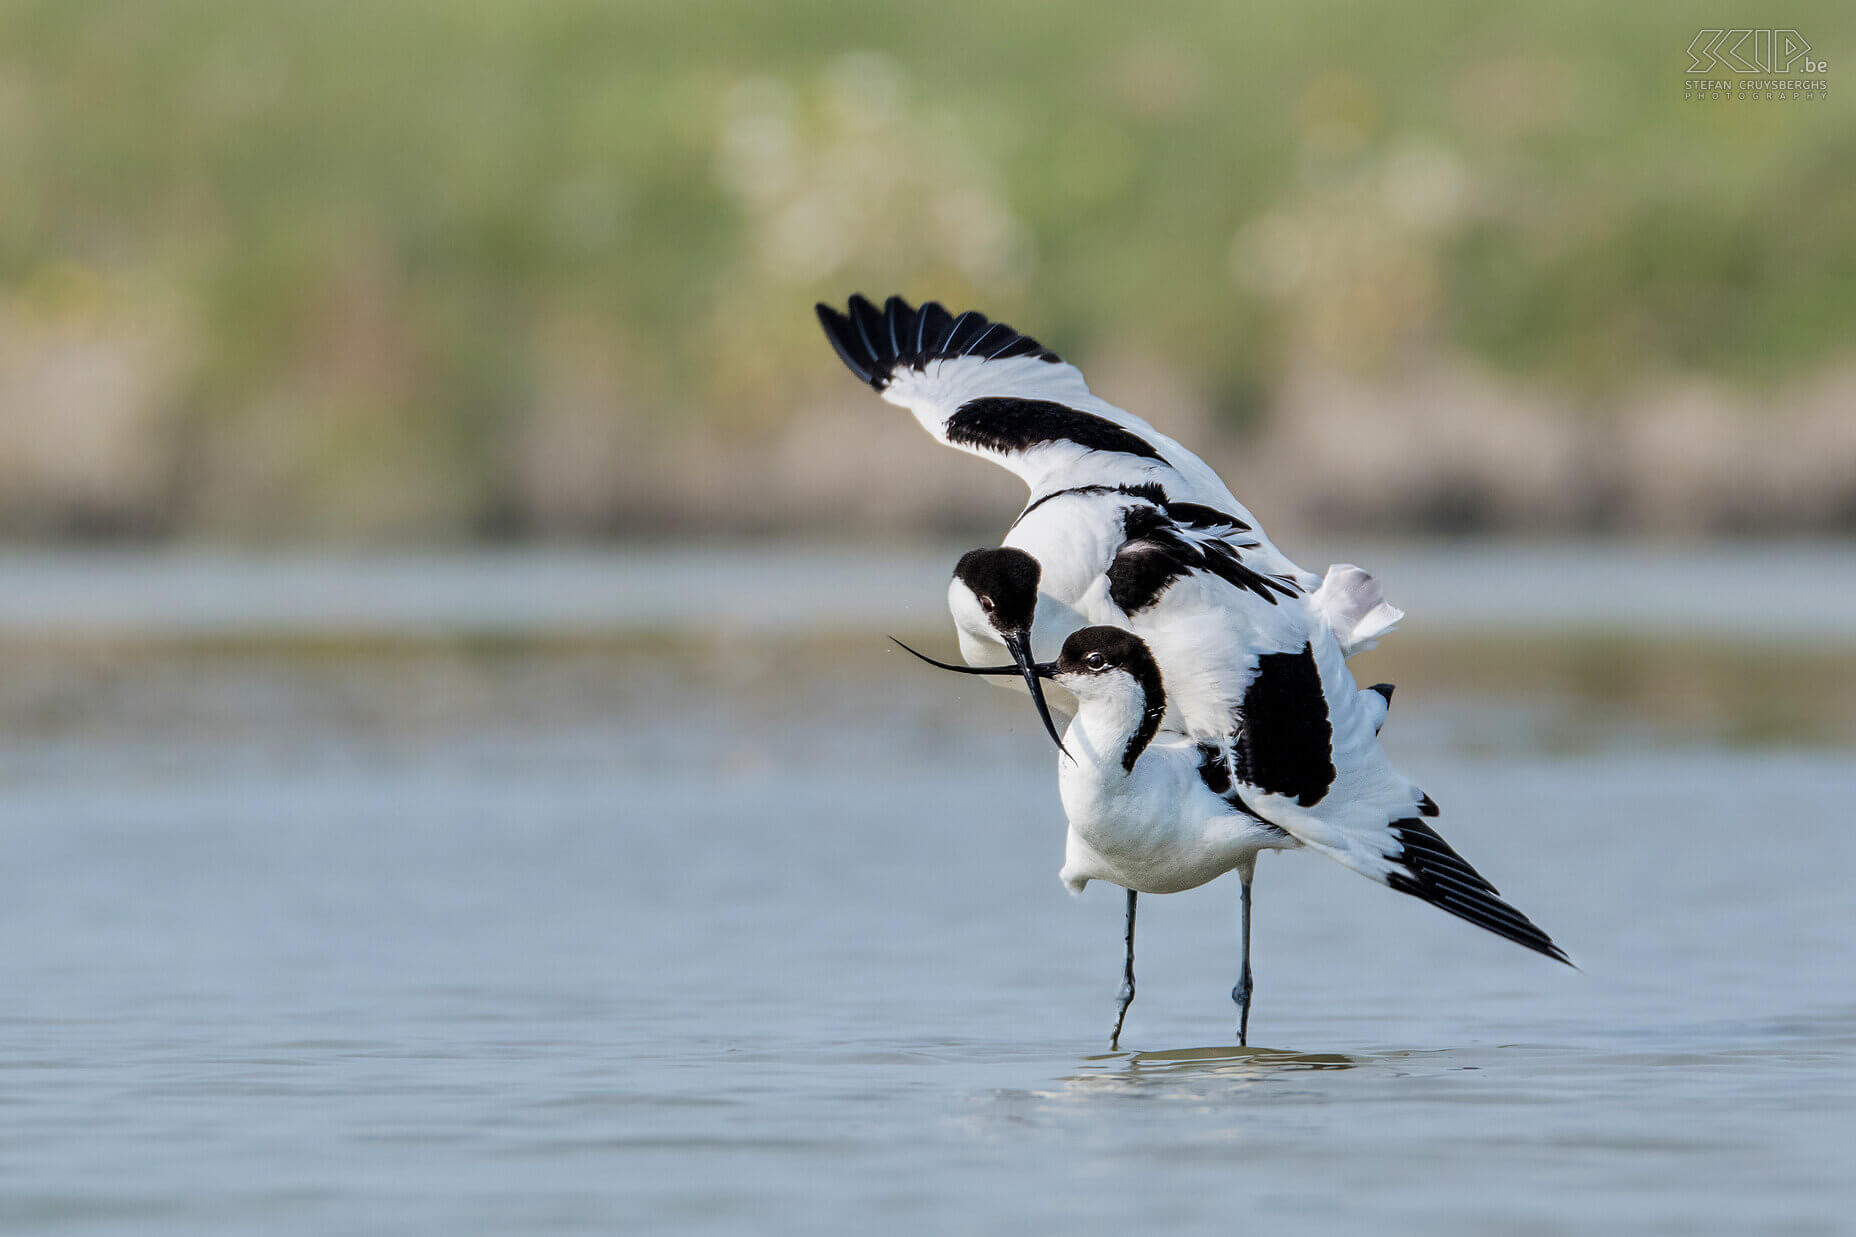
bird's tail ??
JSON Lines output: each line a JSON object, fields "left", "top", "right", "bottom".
{"left": 1279, "top": 795, "right": 1570, "bottom": 966}
{"left": 1377, "top": 817, "right": 1572, "bottom": 966}
{"left": 1313, "top": 564, "right": 1403, "bottom": 656}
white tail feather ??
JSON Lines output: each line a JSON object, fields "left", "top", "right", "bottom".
{"left": 1315, "top": 563, "right": 1404, "bottom": 655}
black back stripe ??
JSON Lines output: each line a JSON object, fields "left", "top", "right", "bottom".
{"left": 946, "top": 397, "right": 1165, "bottom": 462}
{"left": 1013, "top": 483, "right": 1254, "bottom": 534}
{"left": 815, "top": 295, "right": 1063, "bottom": 393}
{"left": 1383, "top": 819, "right": 1570, "bottom": 964}
{"left": 1106, "top": 505, "right": 1297, "bottom": 613}
{"left": 1232, "top": 643, "right": 1335, "bottom": 807}
{"left": 1016, "top": 483, "right": 1165, "bottom": 526}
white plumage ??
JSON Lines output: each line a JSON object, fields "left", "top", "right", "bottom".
{"left": 819, "top": 294, "right": 1567, "bottom": 1047}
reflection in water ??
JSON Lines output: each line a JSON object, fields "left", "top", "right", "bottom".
{"left": 1049, "top": 1045, "right": 1362, "bottom": 1099}
{"left": 1099, "top": 1045, "right": 1358, "bottom": 1072}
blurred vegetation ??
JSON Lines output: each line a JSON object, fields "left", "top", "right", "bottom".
{"left": 0, "top": 1, "right": 1851, "bottom": 539}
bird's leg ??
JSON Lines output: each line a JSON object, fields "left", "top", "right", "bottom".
{"left": 1109, "top": 888, "right": 1137, "bottom": 1050}
{"left": 1232, "top": 874, "right": 1255, "bottom": 1047}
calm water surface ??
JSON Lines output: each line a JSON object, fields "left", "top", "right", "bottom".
{"left": 1, "top": 563, "right": 1853, "bottom": 1233}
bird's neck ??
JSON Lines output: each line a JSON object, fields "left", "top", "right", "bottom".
{"left": 1005, "top": 496, "right": 1129, "bottom": 604}
{"left": 1066, "top": 682, "right": 1167, "bottom": 776}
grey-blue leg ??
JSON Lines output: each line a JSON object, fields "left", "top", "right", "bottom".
{"left": 1110, "top": 888, "right": 1137, "bottom": 1050}
{"left": 1232, "top": 875, "right": 1255, "bottom": 1046}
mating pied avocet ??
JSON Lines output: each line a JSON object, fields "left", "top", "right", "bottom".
{"left": 817, "top": 294, "right": 1568, "bottom": 1045}
{"left": 815, "top": 294, "right": 1402, "bottom": 739}
{"left": 902, "top": 627, "right": 1570, "bottom": 1049}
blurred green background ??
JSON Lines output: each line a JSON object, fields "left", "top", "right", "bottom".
{"left": 1, "top": 0, "right": 1850, "bottom": 541}
{"left": 3, "top": 15, "right": 1856, "bottom": 1226}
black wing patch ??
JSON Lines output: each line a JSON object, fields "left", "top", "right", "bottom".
{"left": 1195, "top": 741, "right": 1233, "bottom": 796}
{"left": 815, "top": 294, "right": 1062, "bottom": 390}
{"left": 1194, "top": 741, "right": 1289, "bottom": 836}
{"left": 1161, "top": 499, "right": 1251, "bottom": 533}
{"left": 1106, "top": 505, "right": 1299, "bottom": 613}
{"left": 946, "top": 397, "right": 1165, "bottom": 462}
{"left": 1232, "top": 643, "right": 1335, "bottom": 807}
{"left": 1385, "top": 818, "right": 1570, "bottom": 964}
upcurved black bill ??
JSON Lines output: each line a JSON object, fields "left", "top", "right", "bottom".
{"left": 1001, "top": 630, "right": 1069, "bottom": 756}
{"left": 888, "top": 635, "right": 1069, "bottom": 757}
{"left": 889, "top": 637, "right": 1019, "bottom": 675}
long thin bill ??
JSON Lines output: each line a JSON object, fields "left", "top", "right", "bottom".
{"left": 1003, "top": 631, "right": 1069, "bottom": 757}
{"left": 888, "top": 637, "right": 1021, "bottom": 675}
{"left": 887, "top": 635, "right": 1069, "bottom": 757}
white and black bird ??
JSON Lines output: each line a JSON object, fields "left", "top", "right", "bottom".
{"left": 902, "top": 626, "right": 1570, "bottom": 1048}
{"left": 815, "top": 294, "right": 1403, "bottom": 737}
{"left": 818, "top": 294, "right": 1568, "bottom": 1045}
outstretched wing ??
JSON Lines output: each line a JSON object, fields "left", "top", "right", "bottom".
{"left": 815, "top": 294, "right": 1258, "bottom": 519}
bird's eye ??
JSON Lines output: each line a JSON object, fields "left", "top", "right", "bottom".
{"left": 1085, "top": 652, "right": 1107, "bottom": 669}
{"left": 979, "top": 596, "right": 995, "bottom": 612}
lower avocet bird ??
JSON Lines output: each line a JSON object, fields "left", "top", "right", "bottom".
{"left": 900, "top": 627, "right": 1571, "bottom": 1048}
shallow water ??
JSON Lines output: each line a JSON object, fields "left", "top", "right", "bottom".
{"left": 1, "top": 624, "right": 1852, "bottom": 1235}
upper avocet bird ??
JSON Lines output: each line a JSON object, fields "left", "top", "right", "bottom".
{"left": 814, "top": 294, "right": 1567, "bottom": 1043}
{"left": 815, "top": 294, "right": 1403, "bottom": 739}
{"left": 901, "top": 626, "right": 1571, "bottom": 1049}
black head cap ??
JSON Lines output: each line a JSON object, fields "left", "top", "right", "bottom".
{"left": 953, "top": 548, "right": 1041, "bottom": 633}
{"left": 1057, "top": 626, "right": 1159, "bottom": 683}
{"left": 1056, "top": 626, "right": 1167, "bottom": 772}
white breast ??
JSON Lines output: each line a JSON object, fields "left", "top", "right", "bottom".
{"left": 1055, "top": 735, "right": 1292, "bottom": 895}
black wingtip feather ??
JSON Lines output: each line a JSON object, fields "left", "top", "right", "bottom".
{"left": 813, "top": 294, "right": 1063, "bottom": 390}
{"left": 1385, "top": 819, "right": 1572, "bottom": 967}
{"left": 847, "top": 294, "right": 885, "bottom": 362}
{"left": 815, "top": 303, "right": 875, "bottom": 385}
{"left": 884, "top": 295, "right": 909, "bottom": 356}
